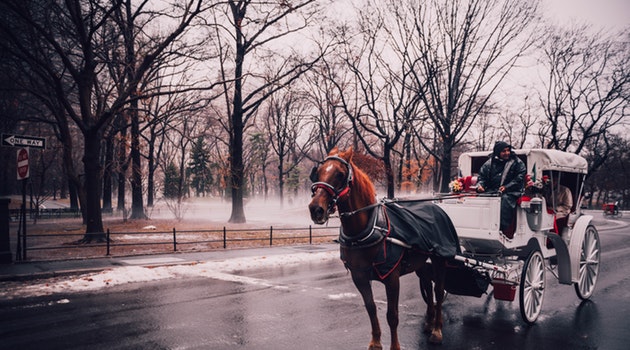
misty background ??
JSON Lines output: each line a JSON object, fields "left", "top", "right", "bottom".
{"left": 0, "top": 0, "right": 628, "bottom": 238}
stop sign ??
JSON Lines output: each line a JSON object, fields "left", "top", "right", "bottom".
{"left": 17, "top": 148, "right": 29, "bottom": 180}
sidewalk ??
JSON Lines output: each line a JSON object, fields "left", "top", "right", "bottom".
{"left": 0, "top": 212, "right": 622, "bottom": 282}
{"left": 0, "top": 243, "right": 339, "bottom": 282}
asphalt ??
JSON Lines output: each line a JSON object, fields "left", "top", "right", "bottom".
{"left": 0, "top": 211, "right": 624, "bottom": 282}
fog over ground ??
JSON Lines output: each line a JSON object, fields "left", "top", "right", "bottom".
{"left": 151, "top": 195, "right": 324, "bottom": 227}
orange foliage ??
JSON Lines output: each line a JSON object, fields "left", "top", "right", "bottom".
{"left": 352, "top": 152, "right": 385, "bottom": 183}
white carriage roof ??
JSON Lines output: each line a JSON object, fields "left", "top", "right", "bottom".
{"left": 458, "top": 148, "right": 588, "bottom": 175}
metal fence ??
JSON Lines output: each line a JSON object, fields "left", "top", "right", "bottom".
{"left": 10, "top": 208, "right": 83, "bottom": 221}
{"left": 18, "top": 225, "right": 340, "bottom": 261}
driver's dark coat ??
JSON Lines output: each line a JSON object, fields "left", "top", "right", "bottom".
{"left": 477, "top": 155, "right": 526, "bottom": 196}
{"left": 477, "top": 152, "right": 526, "bottom": 233}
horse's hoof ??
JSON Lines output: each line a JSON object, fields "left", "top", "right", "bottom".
{"left": 429, "top": 331, "right": 443, "bottom": 344}
{"left": 368, "top": 344, "right": 383, "bottom": 350}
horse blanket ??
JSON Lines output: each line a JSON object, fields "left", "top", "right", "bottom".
{"left": 339, "top": 200, "right": 461, "bottom": 280}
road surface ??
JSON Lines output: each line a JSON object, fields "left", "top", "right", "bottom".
{"left": 1, "top": 216, "right": 628, "bottom": 349}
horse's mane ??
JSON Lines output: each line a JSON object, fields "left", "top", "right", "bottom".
{"left": 334, "top": 148, "right": 376, "bottom": 204}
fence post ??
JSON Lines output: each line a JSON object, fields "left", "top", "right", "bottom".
{"left": 269, "top": 226, "right": 273, "bottom": 246}
{"left": 106, "top": 229, "right": 110, "bottom": 256}
{"left": 173, "top": 228, "right": 177, "bottom": 252}
{"left": 223, "top": 227, "right": 226, "bottom": 249}
{"left": 309, "top": 225, "right": 312, "bottom": 245}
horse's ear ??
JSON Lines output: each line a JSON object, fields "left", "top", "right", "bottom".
{"left": 340, "top": 146, "right": 353, "bottom": 162}
{"left": 309, "top": 165, "right": 319, "bottom": 183}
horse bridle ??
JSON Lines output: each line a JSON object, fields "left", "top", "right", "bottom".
{"left": 310, "top": 156, "right": 354, "bottom": 214}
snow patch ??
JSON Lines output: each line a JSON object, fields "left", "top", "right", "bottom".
{"left": 328, "top": 292, "right": 358, "bottom": 300}
{"left": 0, "top": 250, "right": 338, "bottom": 300}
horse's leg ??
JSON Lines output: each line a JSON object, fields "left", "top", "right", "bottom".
{"left": 383, "top": 275, "right": 401, "bottom": 350}
{"left": 352, "top": 273, "right": 382, "bottom": 350}
{"left": 429, "top": 258, "right": 446, "bottom": 344}
{"left": 416, "top": 265, "right": 435, "bottom": 334}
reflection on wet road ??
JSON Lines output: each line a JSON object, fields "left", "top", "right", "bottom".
{"left": 1, "top": 218, "right": 629, "bottom": 349}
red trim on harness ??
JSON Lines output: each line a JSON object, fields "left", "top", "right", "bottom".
{"left": 337, "top": 186, "right": 351, "bottom": 199}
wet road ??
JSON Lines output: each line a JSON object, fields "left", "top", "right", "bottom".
{"left": 1, "top": 216, "right": 629, "bottom": 350}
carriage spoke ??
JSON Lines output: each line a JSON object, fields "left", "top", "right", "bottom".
{"left": 520, "top": 250, "right": 545, "bottom": 324}
{"left": 575, "top": 226, "right": 600, "bottom": 300}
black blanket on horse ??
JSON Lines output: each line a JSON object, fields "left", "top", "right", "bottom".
{"left": 383, "top": 200, "right": 461, "bottom": 257}
{"left": 339, "top": 200, "right": 461, "bottom": 280}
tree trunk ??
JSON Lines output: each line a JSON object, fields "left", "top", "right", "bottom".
{"left": 82, "top": 129, "right": 106, "bottom": 240}
{"left": 117, "top": 125, "right": 128, "bottom": 212}
{"left": 439, "top": 147, "right": 453, "bottom": 193}
{"left": 129, "top": 99, "right": 146, "bottom": 219}
{"left": 383, "top": 150, "right": 395, "bottom": 199}
{"left": 228, "top": 7, "right": 247, "bottom": 224}
{"left": 102, "top": 134, "right": 114, "bottom": 213}
{"left": 57, "top": 119, "right": 82, "bottom": 216}
{"left": 278, "top": 157, "right": 284, "bottom": 208}
{"left": 228, "top": 110, "right": 246, "bottom": 223}
{"left": 147, "top": 141, "right": 155, "bottom": 207}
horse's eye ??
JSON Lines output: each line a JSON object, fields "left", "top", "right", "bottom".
{"left": 335, "top": 171, "right": 346, "bottom": 183}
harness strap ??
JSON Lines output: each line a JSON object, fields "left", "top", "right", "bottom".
{"left": 338, "top": 204, "right": 388, "bottom": 249}
{"left": 311, "top": 182, "right": 337, "bottom": 197}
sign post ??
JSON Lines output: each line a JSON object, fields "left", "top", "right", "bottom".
{"left": 1, "top": 135, "right": 42, "bottom": 261}
{"left": 17, "top": 148, "right": 29, "bottom": 260}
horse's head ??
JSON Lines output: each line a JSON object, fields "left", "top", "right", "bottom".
{"left": 308, "top": 147, "right": 354, "bottom": 224}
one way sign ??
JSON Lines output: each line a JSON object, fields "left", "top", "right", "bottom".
{"left": 1, "top": 134, "right": 46, "bottom": 149}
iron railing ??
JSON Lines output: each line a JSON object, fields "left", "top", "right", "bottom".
{"left": 17, "top": 225, "right": 340, "bottom": 261}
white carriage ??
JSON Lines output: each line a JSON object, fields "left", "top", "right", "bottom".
{"left": 436, "top": 149, "right": 601, "bottom": 324}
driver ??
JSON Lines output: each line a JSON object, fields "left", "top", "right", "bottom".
{"left": 476, "top": 141, "right": 526, "bottom": 236}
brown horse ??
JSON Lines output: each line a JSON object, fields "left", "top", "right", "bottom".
{"left": 308, "top": 147, "right": 448, "bottom": 350}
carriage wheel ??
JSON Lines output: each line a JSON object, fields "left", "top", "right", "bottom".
{"left": 574, "top": 225, "right": 601, "bottom": 300}
{"left": 519, "top": 249, "right": 546, "bottom": 324}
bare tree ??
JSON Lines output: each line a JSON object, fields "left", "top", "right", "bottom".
{"left": 303, "top": 59, "right": 354, "bottom": 159}
{"left": 265, "top": 87, "right": 315, "bottom": 206}
{"left": 209, "top": 0, "right": 327, "bottom": 223}
{"left": 536, "top": 24, "right": 629, "bottom": 172}
{"left": 0, "top": 0, "right": 210, "bottom": 238}
{"left": 399, "top": 0, "right": 540, "bottom": 191}
{"left": 158, "top": 111, "right": 205, "bottom": 219}
{"left": 333, "top": 4, "right": 421, "bottom": 198}
{"left": 142, "top": 88, "right": 207, "bottom": 208}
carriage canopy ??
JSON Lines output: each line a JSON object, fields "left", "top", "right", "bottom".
{"left": 458, "top": 149, "right": 588, "bottom": 180}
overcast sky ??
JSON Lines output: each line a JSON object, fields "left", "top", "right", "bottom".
{"left": 543, "top": 0, "right": 629, "bottom": 29}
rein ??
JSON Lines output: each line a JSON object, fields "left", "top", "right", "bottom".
{"left": 338, "top": 193, "right": 500, "bottom": 218}
{"left": 310, "top": 154, "right": 500, "bottom": 220}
